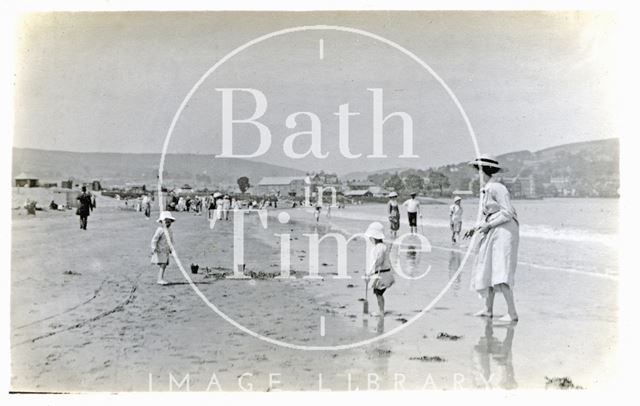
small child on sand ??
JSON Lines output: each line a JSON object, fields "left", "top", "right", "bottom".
{"left": 151, "top": 211, "right": 176, "bottom": 285}
{"left": 364, "top": 222, "right": 395, "bottom": 316}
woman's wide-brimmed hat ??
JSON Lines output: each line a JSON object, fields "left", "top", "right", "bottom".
{"left": 213, "top": 192, "right": 222, "bottom": 198}
{"left": 157, "top": 211, "right": 176, "bottom": 223}
{"left": 454, "top": 196, "right": 462, "bottom": 202}
{"left": 468, "top": 155, "right": 503, "bottom": 170}
{"left": 365, "top": 221, "right": 385, "bottom": 240}
{"left": 388, "top": 191, "right": 398, "bottom": 198}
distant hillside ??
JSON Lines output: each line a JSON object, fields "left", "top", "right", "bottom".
{"left": 343, "top": 167, "right": 410, "bottom": 182}
{"left": 11, "top": 148, "right": 304, "bottom": 188}
{"left": 354, "top": 138, "right": 620, "bottom": 198}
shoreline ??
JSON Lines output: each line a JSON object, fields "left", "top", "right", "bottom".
{"left": 10, "top": 196, "right": 618, "bottom": 391}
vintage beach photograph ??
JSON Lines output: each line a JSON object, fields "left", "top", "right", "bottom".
{"left": 8, "top": 9, "right": 620, "bottom": 393}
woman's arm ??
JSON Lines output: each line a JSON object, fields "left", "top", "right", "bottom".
{"left": 486, "top": 185, "right": 516, "bottom": 228}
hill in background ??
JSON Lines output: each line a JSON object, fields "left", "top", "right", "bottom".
{"left": 351, "top": 138, "right": 619, "bottom": 198}
{"left": 11, "top": 149, "right": 304, "bottom": 189}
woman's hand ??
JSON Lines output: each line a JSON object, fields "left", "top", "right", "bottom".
{"left": 477, "top": 223, "right": 491, "bottom": 234}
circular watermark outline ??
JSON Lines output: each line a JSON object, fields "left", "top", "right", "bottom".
{"left": 158, "top": 25, "right": 484, "bottom": 351}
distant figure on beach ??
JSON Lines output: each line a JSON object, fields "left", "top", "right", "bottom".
{"left": 314, "top": 202, "right": 322, "bottom": 223}
{"left": 387, "top": 191, "right": 400, "bottom": 238}
{"left": 151, "top": 211, "right": 176, "bottom": 285}
{"left": 208, "top": 193, "right": 217, "bottom": 219}
{"left": 142, "top": 194, "right": 151, "bottom": 219}
{"left": 464, "top": 156, "right": 519, "bottom": 322}
{"left": 215, "top": 194, "right": 224, "bottom": 219}
{"left": 177, "top": 196, "right": 186, "bottom": 212}
{"left": 222, "top": 195, "right": 231, "bottom": 220}
{"left": 76, "top": 186, "right": 95, "bottom": 230}
{"left": 403, "top": 192, "right": 421, "bottom": 234}
{"left": 449, "top": 196, "right": 463, "bottom": 243}
{"left": 49, "top": 200, "right": 58, "bottom": 210}
{"left": 364, "top": 222, "right": 395, "bottom": 317}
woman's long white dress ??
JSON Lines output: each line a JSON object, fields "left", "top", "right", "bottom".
{"left": 471, "top": 178, "right": 519, "bottom": 296}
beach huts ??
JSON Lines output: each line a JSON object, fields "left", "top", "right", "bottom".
{"left": 14, "top": 173, "right": 39, "bottom": 188}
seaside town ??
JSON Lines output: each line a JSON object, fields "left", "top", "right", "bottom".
{"left": 9, "top": 10, "right": 621, "bottom": 394}
{"left": 12, "top": 138, "right": 620, "bottom": 215}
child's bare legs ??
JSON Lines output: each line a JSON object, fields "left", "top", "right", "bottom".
{"left": 376, "top": 293, "right": 385, "bottom": 316}
{"left": 157, "top": 264, "right": 168, "bottom": 285}
{"left": 474, "top": 287, "right": 495, "bottom": 317}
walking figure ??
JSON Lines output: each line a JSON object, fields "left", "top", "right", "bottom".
{"left": 76, "top": 186, "right": 95, "bottom": 230}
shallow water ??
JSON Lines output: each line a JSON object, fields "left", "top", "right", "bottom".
{"left": 312, "top": 198, "right": 618, "bottom": 278}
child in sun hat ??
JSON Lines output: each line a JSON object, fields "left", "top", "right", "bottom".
{"left": 151, "top": 211, "right": 176, "bottom": 285}
{"left": 387, "top": 192, "right": 400, "bottom": 238}
{"left": 449, "top": 196, "right": 463, "bottom": 243}
{"left": 364, "top": 221, "right": 395, "bottom": 317}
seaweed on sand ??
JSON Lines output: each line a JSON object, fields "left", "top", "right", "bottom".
{"left": 436, "top": 332, "right": 463, "bottom": 341}
{"left": 409, "top": 355, "right": 446, "bottom": 362}
{"left": 544, "top": 377, "right": 584, "bottom": 389}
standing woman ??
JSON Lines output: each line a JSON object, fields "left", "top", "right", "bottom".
{"left": 151, "top": 211, "right": 176, "bottom": 285}
{"left": 387, "top": 192, "right": 400, "bottom": 238}
{"left": 464, "top": 156, "right": 519, "bottom": 322}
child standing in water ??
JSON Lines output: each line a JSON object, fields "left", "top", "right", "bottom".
{"left": 364, "top": 222, "right": 395, "bottom": 317}
{"left": 151, "top": 211, "right": 176, "bottom": 285}
{"left": 314, "top": 202, "right": 322, "bottom": 223}
{"left": 449, "top": 196, "right": 463, "bottom": 243}
{"left": 387, "top": 192, "right": 400, "bottom": 238}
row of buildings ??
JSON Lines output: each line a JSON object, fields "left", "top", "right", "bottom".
{"left": 14, "top": 173, "right": 102, "bottom": 191}
{"left": 254, "top": 174, "right": 391, "bottom": 199}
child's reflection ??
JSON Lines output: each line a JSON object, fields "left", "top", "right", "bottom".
{"left": 448, "top": 250, "right": 463, "bottom": 295}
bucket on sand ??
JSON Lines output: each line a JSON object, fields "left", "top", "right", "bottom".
{"left": 190, "top": 263, "right": 199, "bottom": 274}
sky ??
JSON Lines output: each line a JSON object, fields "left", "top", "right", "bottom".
{"left": 13, "top": 11, "right": 617, "bottom": 174}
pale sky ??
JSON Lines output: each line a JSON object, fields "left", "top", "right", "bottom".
{"left": 13, "top": 11, "right": 616, "bottom": 174}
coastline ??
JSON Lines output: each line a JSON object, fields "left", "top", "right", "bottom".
{"left": 10, "top": 197, "right": 618, "bottom": 391}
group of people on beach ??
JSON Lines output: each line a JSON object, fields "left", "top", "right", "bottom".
{"left": 150, "top": 155, "right": 520, "bottom": 322}
{"left": 370, "top": 156, "right": 519, "bottom": 321}
{"left": 387, "top": 191, "right": 423, "bottom": 237}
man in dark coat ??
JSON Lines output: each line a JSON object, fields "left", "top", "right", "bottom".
{"left": 76, "top": 186, "right": 95, "bottom": 230}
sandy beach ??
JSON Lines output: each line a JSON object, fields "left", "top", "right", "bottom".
{"left": 10, "top": 191, "right": 618, "bottom": 391}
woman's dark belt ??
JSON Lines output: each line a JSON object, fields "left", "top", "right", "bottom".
{"left": 375, "top": 269, "right": 391, "bottom": 274}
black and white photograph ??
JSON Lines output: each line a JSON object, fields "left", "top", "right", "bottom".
{"left": 3, "top": 1, "right": 634, "bottom": 398}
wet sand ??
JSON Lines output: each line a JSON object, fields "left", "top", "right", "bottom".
{"left": 10, "top": 195, "right": 617, "bottom": 391}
